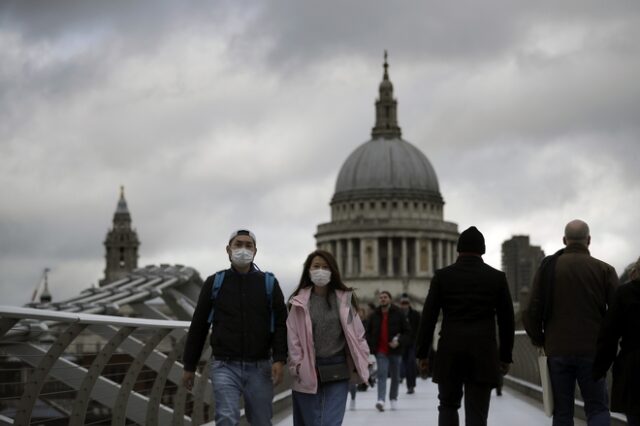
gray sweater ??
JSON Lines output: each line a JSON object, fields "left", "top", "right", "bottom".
{"left": 309, "top": 291, "right": 346, "bottom": 358}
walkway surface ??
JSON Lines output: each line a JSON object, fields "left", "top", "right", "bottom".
{"left": 274, "top": 378, "right": 587, "bottom": 425}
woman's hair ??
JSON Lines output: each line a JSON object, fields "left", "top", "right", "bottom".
{"left": 288, "top": 249, "right": 358, "bottom": 309}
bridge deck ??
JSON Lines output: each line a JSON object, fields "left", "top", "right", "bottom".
{"left": 274, "top": 378, "right": 587, "bottom": 425}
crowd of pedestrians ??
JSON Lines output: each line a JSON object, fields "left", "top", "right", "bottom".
{"left": 181, "top": 222, "right": 637, "bottom": 426}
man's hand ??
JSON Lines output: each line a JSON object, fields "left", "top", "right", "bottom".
{"left": 389, "top": 339, "right": 400, "bottom": 349}
{"left": 418, "top": 358, "right": 430, "bottom": 378}
{"left": 499, "top": 362, "right": 510, "bottom": 376}
{"left": 182, "top": 370, "right": 195, "bottom": 391}
{"left": 272, "top": 361, "right": 284, "bottom": 386}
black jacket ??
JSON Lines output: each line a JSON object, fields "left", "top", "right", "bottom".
{"left": 593, "top": 280, "right": 640, "bottom": 416}
{"left": 367, "top": 305, "right": 411, "bottom": 356}
{"left": 182, "top": 265, "right": 287, "bottom": 371}
{"left": 416, "top": 255, "right": 515, "bottom": 386}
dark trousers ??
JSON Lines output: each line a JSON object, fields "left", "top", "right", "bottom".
{"left": 547, "top": 356, "right": 610, "bottom": 426}
{"left": 401, "top": 344, "right": 417, "bottom": 390}
{"left": 437, "top": 381, "right": 492, "bottom": 426}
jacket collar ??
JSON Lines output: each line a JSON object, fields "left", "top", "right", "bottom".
{"left": 456, "top": 254, "right": 484, "bottom": 264}
{"left": 564, "top": 243, "right": 590, "bottom": 255}
{"left": 229, "top": 263, "right": 259, "bottom": 275}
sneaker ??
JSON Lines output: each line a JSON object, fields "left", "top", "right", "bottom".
{"left": 407, "top": 387, "right": 415, "bottom": 394}
{"left": 375, "top": 400, "right": 385, "bottom": 412}
{"left": 349, "top": 399, "right": 356, "bottom": 410}
{"left": 390, "top": 399, "right": 398, "bottom": 410}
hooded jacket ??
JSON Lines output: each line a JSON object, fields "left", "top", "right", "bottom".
{"left": 287, "top": 287, "right": 370, "bottom": 394}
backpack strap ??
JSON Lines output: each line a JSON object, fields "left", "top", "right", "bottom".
{"left": 207, "top": 269, "right": 276, "bottom": 333}
{"left": 264, "top": 272, "right": 275, "bottom": 333}
{"left": 207, "top": 270, "right": 227, "bottom": 324}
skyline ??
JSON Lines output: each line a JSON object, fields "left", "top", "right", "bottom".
{"left": 1, "top": 1, "right": 639, "bottom": 305}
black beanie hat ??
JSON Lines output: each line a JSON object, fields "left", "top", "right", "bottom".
{"left": 457, "top": 226, "right": 486, "bottom": 254}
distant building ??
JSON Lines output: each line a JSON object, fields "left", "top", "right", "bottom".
{"left": 100, "top": 186, "right": 140, "bottom": 286}
{"left": 315, "top": 54, "right": 458, "bottom": 303}
{"left": 501, "top": 235, "right": 544, "bottom": 302}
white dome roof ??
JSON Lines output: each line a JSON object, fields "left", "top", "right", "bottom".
{"left": 333, "top": 137, "right": 441, "bottom": 203}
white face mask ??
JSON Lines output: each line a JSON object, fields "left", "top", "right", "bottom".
{"left": 230, "top": 248, "right": 254, "bottom": 267}
{"left": 309, "top": 269, "right": 331, "bottom": 287}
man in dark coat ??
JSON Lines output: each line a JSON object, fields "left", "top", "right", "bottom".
{"left": 416, "top": 226, "right": 515, "bottom": 426}
{"left": 593, "top": 256, "right": 640, "bottom": 426}
{"left": 524, "top": 219, "right": 618, "bottom": 426}
{"left": 367, "top": 290, "right": 411, "bottom": 412}
{"left": 399, "top": 293, "right": 421, "bottom": 394}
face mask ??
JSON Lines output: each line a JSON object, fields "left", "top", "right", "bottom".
{"left": 230, "top": 248, "right": 254, "bottom": 267}
{"left": 309, "top": 269, "right": 331, "bottom": 287}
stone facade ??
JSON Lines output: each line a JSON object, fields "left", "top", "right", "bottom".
{"left": 316, "top": 54, "right": 458, "bottom": 304}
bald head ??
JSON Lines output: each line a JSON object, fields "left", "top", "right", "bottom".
{"left": 563, "top": 219, "right": 590, "bottom": 247}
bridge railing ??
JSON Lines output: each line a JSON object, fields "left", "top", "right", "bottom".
{"left": 0, "top": 306, "right": 291, "bottom": 426}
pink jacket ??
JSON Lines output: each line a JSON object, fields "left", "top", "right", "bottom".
{"left": 287, "top": 288, "right": 370, "bottom": 394}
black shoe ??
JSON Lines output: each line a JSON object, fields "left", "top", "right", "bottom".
{"left": 407, "top": 388, "right": 415, "bottom": 394}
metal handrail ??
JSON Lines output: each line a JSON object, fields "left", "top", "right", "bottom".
{"left": 0, "top": 306, "right": 202, "bottom": 425}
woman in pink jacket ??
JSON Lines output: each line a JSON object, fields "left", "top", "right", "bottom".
{"left": 287, "top": 250, "right": 370, "bottom": 425}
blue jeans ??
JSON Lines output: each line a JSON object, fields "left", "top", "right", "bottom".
{"left": 547, "top": 356, "right": 610, "bottom": 426}
{"left": 376, "top": 353, "right": 401, "bottom": 402}
{"left": 293, "top": 371, "right": 349, "bottom": 426}
{"left": 209, "top": 358, "right": 273, "bottom": 426}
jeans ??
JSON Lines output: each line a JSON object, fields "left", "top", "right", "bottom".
{"left": 401, "top": 344, "right": 418, "bottom": 390}
{"left": 547, "top": 356, "right": 610, "bottom": 426}
{"left": 209, "top": 358, "right": 273, "bottom": 426}
{"left": 437, "top": 381, "right": 492, "bottom": 426}
{"left": 376, "top": 353, "right": 401, "bottom": 402}
{"left": 292, "top": 381, "right": 349, "bottom": 426}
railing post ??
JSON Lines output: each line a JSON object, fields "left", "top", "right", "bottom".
{"left": 111, "top": 328, "right": 171, "bottom": 426}
{"left": 146, "top": 334, "right": 189, "bottom": 425}
{"left": 14, "top": 322, "right": 87, "bottom": 425}
{"left": 69, "top": 325, "right": 135, "bottom": 426}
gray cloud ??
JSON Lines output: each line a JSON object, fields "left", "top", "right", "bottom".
{"left": 1, "top": 1, "right": 639, "bottom": 306}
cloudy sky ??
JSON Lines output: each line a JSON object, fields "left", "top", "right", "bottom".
{"left": 1, "top": 1, "right": 639, "bottom": 307}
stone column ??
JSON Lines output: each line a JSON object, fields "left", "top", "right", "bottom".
{"left": 415, "top": 238, "right": 421, "bottom": 274}
{"left": 387, "top": 238, "right": 393, "bottom": 276}
{"left": 347, "top": 239, "right": 353, "bottom": 277}
{"left": 401, "top": 238, "right": 408, "bottom": 276}
{"left": 437, "top": 240, "right": 443, "bottom": 269}
{"left": 444, "top": 241, "right": 451, "bottom": 266}
{"left": 336, "top": 239, "right": 343, "bottom": 274}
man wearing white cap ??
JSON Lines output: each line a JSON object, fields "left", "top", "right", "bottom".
{"left": 182, "top": 229, "right": 287, "bottom": 426}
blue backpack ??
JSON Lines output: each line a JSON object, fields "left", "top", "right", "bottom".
{"left": 207, "top": 270, "right": 276, "bottom": 333}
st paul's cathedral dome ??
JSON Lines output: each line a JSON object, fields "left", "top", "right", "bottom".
{"left": 315, "top": 53, "right": 459, "bottom": 303}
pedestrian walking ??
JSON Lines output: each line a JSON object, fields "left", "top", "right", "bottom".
{"left": 524, "top": 219, "right": 618, "bottom": 426}
{"left": 287, "top": 250, "right": 370, "bottom": 425}
{"left": 593, "top": 256, "right": 640, "bottom": 426}
{"left": 182, "top": 229, "right": 287, "bottom": 426}
{"left": 367, "top": 290, "right": 410, "bottom": 411}
{"left": 416, "top": 226, "right": 515, "bottom": 426}
{"left": 399, "top": 293, "right": 420, "bottom": 394}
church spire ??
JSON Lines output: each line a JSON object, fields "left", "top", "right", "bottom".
{"left": 371, "top": 50, "right": 402, "bottom": 139}
{"left": 101, "top": 186, "right": 140, "bottom": 286}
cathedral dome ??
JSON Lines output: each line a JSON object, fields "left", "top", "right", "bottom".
{"left": 331, "top": 53, "right": 442, "bottom": 204}
{"left": 333, "top": 137, "right": 441, "bottom": 202}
